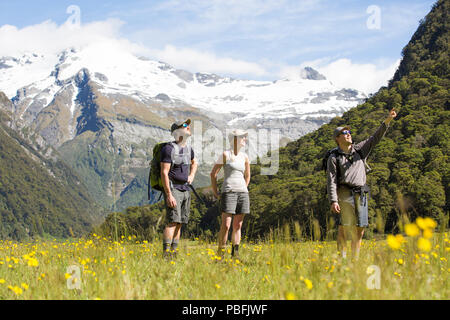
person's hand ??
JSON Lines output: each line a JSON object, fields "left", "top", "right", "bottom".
{"left": 389, "top": 108, "right": 397, "bottom": 119}
{"left": 331, "top": 202, "right": 340, "bottom": 214}
{"left": 385, "top": 108, "right": 397, "bottom": 124}
{"left": 167, "top": 194, "right": 177, "bottom": 208}
{"left": 187, "top": 174, "right": 194, "bottom": 185}
{"left": 213, "top": 190, "right": 220, "bottom": 199}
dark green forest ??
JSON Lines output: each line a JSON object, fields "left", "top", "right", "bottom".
{"left": 0, "top": 107, "right": 103, "bottom": 240}
{"left": 96, "top": 0, "right": 449, "bottom": 241}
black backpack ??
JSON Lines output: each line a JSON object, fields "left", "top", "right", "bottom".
{"left": 322, "top": 148, "right": 339, "bottom": 173}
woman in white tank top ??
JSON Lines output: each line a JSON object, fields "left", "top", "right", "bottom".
{"left": 210, "top": 129, "right": 250, "bottom": 259}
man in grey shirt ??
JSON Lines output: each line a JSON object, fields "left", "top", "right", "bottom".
{"left": 327, "top": 109, "right": 397, "bottom": 259}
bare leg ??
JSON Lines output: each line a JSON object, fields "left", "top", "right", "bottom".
{"left": 173, "top": 223, "right": 182, "bottom": 241}
{"left": 351, "top": 227, "right": 365, "bottom": 259}
{"left": 163, "top": 222, "right": 180, "bottom": 241}
{"left": 218, "top": 213, "right": 232, "bottom": 255}
{"left": 231, "top": 214, "right": 245, "bottom": 258}
{"left": 231, "top": 214, "right": 244, "bottom": 245}
{"left": 337, "top": 225, "right": 347, "bottom": 258}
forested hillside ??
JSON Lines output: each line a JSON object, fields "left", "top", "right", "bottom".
{"left": 0, "top": 96, "right": 104, "bottom": 239}
{"left": 97, "top": 0, "right": 449, "bottom": 241}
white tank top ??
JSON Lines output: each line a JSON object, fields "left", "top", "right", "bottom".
{"left": 221, "top": 150, "right": 248, "bottom": 193}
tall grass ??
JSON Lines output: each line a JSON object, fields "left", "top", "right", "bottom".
{"left": 0, "top": 224, "right": 448, "bottom": 300}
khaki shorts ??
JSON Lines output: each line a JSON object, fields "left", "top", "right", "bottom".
{"left": 220, "top": 192, "right": 250, "bottom": 215}
{"left": 163, "top": 188, "right": 191, "bottom": 224}
{"left": 335, "top": 186, "right": 369, "bottom": 227}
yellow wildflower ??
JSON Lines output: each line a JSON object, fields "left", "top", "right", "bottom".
{"left": 417, "top": 238, "right": 431, "bottom": 252}
{"left": 27, "top": 258, "right": 39, "bottom": 267}
{"left": 424, "top": 217, "right": 437, "bottom": 229}
{"left": 387, "top": 234, "right": 404, "bottom": 250}
{"left": 304, "top": 279, "right": 313, "bottom": 290}
{"left": 404, "top": 223, "right": 420, "bottom": 237}
{"left": 8, "top": 285, "right": 23, "bottom": 296}
{"left": 285, "top": 292, "right": 296, "bottom": 300}
{"left": 416, "top": 217, "right": 436, "bottom": 230}
{"left": 423, "top": 229, "right": 433, "bottom": 239}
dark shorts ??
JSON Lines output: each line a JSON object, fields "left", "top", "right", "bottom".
{"left": 163, "top": 188, "right": 191, "bottom": 224}
{"left": 220, "top": 192, "right": 250, "bottom": 215}
{"left": 335, "top": 186, "right": 369, "bottom": 228}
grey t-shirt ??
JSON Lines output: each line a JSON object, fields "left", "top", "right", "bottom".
{"left": 327, "top": 122, "right": 389, "bottom": 203}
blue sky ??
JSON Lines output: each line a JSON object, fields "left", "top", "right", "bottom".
{"left": 0, "top": 0, "right": 436, "bottom": 93}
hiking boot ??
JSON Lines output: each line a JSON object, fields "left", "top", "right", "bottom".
{"left": 163, "top": 249, "right": 171, "bottom": 260}
{"left": 217, "top": 247, "right": 226, "bottom": 257}
{"left": 231, "top": 244, "right": 240, "bottom": 258}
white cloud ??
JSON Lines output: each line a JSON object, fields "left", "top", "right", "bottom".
{"left": 316, "top": 58, "right": 400, "bottom": 94}
{"left": 0, "top": 18, "right": 131, "bottom": 56}
{"left": 0, "top": 19, "right": 268, "bottom": 79}
{"left": 280, "top": 58, "right": 400, "bottom": 94}
{"left": 146, "top": 45, "right": 269, "bottom": 77}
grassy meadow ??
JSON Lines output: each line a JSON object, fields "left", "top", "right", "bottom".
{"left": 0, "top": 218, "right": 448, "bottom": 300}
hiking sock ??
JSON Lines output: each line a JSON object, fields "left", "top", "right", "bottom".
{"left": 163, "top": 239, "right": 171, "bottom": 257}
{"left": 171, "top": 240, "right": 179, "bottom": 258}
{"left": 231, "top": 244, "right": 239, "bottom": 257}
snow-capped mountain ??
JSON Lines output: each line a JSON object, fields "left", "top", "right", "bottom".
{"left": 0, "top": 44, "right": 365, "bottom": 136}
{"left": 0, "top": 43, "right": 366, "bottom": 210}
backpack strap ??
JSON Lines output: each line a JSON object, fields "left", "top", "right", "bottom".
{"left": 353, "top": 146, "right": 372, "bottom": 173}
{"left": 170, "top": 142, "right": 191, "bottom": 166}
{"left": 331, "top": 149, "right": 342, "bottom": 182}
{"left": 187, "top": 184, "right": 209, "bottom": 207}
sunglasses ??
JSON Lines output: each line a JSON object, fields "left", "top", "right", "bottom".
{"left": 340, "top": 130, "right": 351, "bottom": 135}
{"left": 179, "top": 123, "right": 190, "bottom": 129}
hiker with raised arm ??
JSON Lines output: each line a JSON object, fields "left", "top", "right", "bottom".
{"left": 161, "top": 119, "right": 198, "bottom": 259}
{"left": 327, "top": 109, "right": 397, "bottom": 259}
{"left": 210, "top": 129, "right": 250, "bottom": 260}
